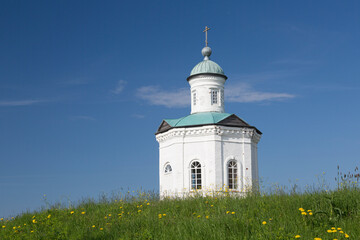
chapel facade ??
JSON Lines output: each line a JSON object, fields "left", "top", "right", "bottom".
{"left": 155, "top": 28, "right": 262, "bottom": 198}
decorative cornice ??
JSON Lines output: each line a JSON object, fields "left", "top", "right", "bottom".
{"left": 156, "top": 125, "right": 261, "bottom": 143}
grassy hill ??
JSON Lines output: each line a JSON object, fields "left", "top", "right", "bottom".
{"left": 1, "top": 186, "right": 359, "bottom": 240}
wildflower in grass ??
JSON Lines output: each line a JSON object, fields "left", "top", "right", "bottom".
{"left": 92, "top": 225, "right": 95, "bottom": 228}
{"left": 307, "top": 210, "right": 312, "bottom": 212}
{"left": 295, "top": 235, "right": 301, "bottom": 238}
{"left": 32, "top": 216, "right": 35, "bottom": 218}
{"left": 47, "top": 214, "right": 51, "bottom": 219}
{"left": 163, "top": 214, "right": 166, "bottom": 216}
{"left": 24, "top": 223, "right": 26, "bottom": 226}
{"left": 262, "top": 221, "right": 267, "bottom": 225}
{"left": 210, "top": 205, "right": 213, "bottom": 207}
{"left": 337, "top": 228, "right": 342, "bottom": 230}
{"left": 100, "top": 228, "right": 103, "bottom": 230}
{"left": 197, "top": 215, "right": 201, "bottom": 218}
{"left": 231, "top": 212, "right": 235, "bottom": 215}
{"left": 2, "top": 226, "right": 5, "bottom": 228}
{"left": 0, "top": 218, "right": 3, "bottom": 221}
{"left": 32, "top": 219, "right": 36, "bottom": 223}
{"left": 226, "top": 211, "right": 230, "bottom": 214}
{"left": 30, "top": 230, "right": 34, "bottom": 233}
{"left": 70, "top": 211, "right": 74, "bottom": 214}
{"left": 327, "top": 230, "right": 332, "bottom": 233}
{"left": 309, "top": 212, "right": 313, "bottom": 215}
{"left": 81, "top": 211, "right": 85, "bottom": 214}
{"left": 301, "top": 212, "right": 307, "bottom": 215}
{"left": 147, "top": 203, "right": 150, "bottom": 205}
{"left": 339, "top": 231, "right": 344, "bottom": 233}
{"left": 206, "top": 216, "right": 209, "bottom": 219}
{"left": 13, "top": 226, "right": 16, "bottom": 230}
{"left": 299, "top": 208, "right": 304, "bottom": 212}
{"left": 138, "top": 210, "right": 142, "bottom": 213}
{"left": 345, "top": 234, "right": 349, "bottom": 238}
{"left": 314, "top": 238, "right": 322, "bottom": 240}
{"left": 158, "top": 214, "right": 162, "bottom": 219}
{"left": 108, "top": 214, "right": 111, "bottom": 217}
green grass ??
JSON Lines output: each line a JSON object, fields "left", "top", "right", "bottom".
{"left": 1, "top": 187, "right": 359, "bottom": 240}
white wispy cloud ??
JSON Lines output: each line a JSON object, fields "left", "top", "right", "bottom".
{"left": 112, "top": 80, "right": 127, "bottom": 94}
{"left": 226, "top": 83, "right": 295, "bottom": 103}
{"left": 136, "top": 86, "right": 189, "bottom": 108}
{"left": 0, "top": 100, "right": 43, "bottom": 106}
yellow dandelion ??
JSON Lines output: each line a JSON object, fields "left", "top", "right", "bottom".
{"left": 70, "top": 211, "right": 74, "bottom": 214}
{"left": 138, "top": 210, "right": 142, "bottom": 213}
{"left": 309, "top": 212, "right": 313, "bottom": 215}
{"left": 337, "top": 228, "right": 342, "bottom": 230}
{"left": 32, "top": 219, "right": 36, "bottom": 223}
{"left": 100, "top": 228, "right": 103, "bottom": 231}
{"left": 13, "top": 226, "right": 16, "bottom": 230}
{"left": 147, "top": 203, "right": 150, "bottom": 205}
{"left": 345, "top": 234, "right": 349, "bottom": 238}
{"left": 104, "top": 216, "right": 107, "bottom": 219}
{"left": 32, "top": 216, "right": 35, "bottom": 218}
{"left": 298, "top": 208, "right": 305, "bottom": 212}
{"left": 331, "top": 227, "right": 336, "bottom": 230}
{"left": 210, "top": 205, "right": 214, "bottom": 207}
{"left": 301, "top": 212, "right": 307, "bottom": 215}
{"left": 262, "top": 221, "right": 267, "bottom": 225}
{"left": 158, "top": 214, "right": 162, "bottom": 219}
{"left": 314, "top": 238, "right": 322, "bottom": 240}
{"left": 226, "top": 211, "right": 230, "bottom": 214}
{"left": 81, "top": 211, "right": 85, "bottom": 215}
{"left": 327, "top": 230, "right": 332, "bottom": 233}
{"left": 295, "top": 235, "right": 301, "bottom": 238}
{"left": 23, "top": 224, "right": 26, "bottom": 226}
{"left": 47, "top": 214, "right": 51, "bottom": 219}
{"left": 92, "top": 225, "right": 95, "bottom": 228}
{"left": 307, "top": 209, "right": 312, "bottom": 212}
{"left": 0, "top": 218, "right": 3, "bottom": 221}
{"left": 2, "top": 226, "right": 5, "bottom": 228}
{"left": 339, "top": 231, "right": 344, "bottom": 233}
{"left": 30, "top": 230, "right": 34, "bottom": 233}
{"left": 206, "top": 216, "right": 209, "bottom": 219}
{"left": 231, "top": 212, "right": 235, "bottom": 215}
{"left": 332, "top": 230, "right": 337, "bottom": 233}
{"left": 197, "top": 215, "right": 201, "bottom": 218}
{"left": 120, "top": 206, "right": 123, "bottom": 209}
{"left": 163, "top": 214, "right": 166, "bottom": 216}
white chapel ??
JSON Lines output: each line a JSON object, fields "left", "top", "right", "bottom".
{"left": 155, "top": 27, "right": 262, "bottom": 198}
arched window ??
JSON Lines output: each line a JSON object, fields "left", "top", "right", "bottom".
{"left": 164, "top": 164, "right": 172, "bottom": 174}
{"left": 191, "top": 161, "right": 201, "bottom": 190}
{"left": 228, "top": 161, "right": 238, "bottom": 190}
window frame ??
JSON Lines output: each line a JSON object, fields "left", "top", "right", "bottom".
{"left": 190, "top": 161, "right": 202, "bottom": 190}
{"left": 210, "top": 89, "right": 218, "bottom": 105}
{"left": 227, "top": 160, "right": 238, "bottom": 190}
{"left": 164, "top": 163, "right": 172, "bottom": 174}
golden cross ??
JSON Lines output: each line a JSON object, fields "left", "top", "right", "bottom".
{"left": 203, "top": 26, "right": 210, "bottom": 47}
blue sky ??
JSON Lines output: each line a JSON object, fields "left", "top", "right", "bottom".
{"left": 1, "top": 0, "right": 359, "bottom": 217}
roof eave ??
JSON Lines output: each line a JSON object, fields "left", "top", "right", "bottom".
{"left": 187, "top": 73, "right": 228, "bottom": 81}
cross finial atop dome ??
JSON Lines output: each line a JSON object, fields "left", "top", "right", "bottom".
{"left": 203, "top": 26, "right": 210, "bottom": 47}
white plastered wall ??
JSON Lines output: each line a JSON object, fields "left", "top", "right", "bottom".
{"left": 156, "top": 125, "right": 261, "bottom": 198}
